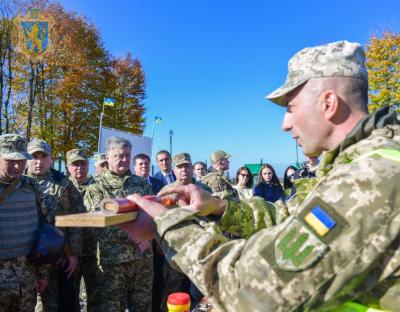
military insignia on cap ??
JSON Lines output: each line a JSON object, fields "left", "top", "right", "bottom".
{"left": 274, "top": 218, "right": 328, "bottom": 272}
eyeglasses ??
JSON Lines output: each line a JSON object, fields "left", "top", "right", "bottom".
{"left": 239, "top": 173, "right": 249, "bottom": 177}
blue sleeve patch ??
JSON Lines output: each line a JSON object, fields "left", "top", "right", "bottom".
{"left": 312, "top": 206, "right": 336, "bottom": 230}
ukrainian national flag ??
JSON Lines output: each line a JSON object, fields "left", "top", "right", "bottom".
{"left": 154, "top": 116, "right": 163, "bottom": 124}
{"left": 304, "top": 206, "right": 336, "bottom": 237}
{"left": 104, "top": 97, "right": 115, "bottom": 107}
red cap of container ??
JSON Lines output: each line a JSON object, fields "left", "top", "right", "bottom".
{"left": 167, "top": 292, "right": 190, "bottom": 305}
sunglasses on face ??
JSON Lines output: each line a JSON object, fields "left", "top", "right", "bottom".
{"left": 239, "top": 173, "right": 249, "bottom": 177}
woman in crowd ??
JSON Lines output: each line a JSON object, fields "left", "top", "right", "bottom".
{"left": 254, "top": 164, "right": 283, "bottom": 202}
{"left": 283, "top": 165, "right": 298, "bottom": 199}
{"left": 233, "top": 166, "right": 253, "bottom": 200}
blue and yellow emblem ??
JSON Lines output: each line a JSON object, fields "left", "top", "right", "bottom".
{"left": 304, "top": 206, "right": 336, "bottom": 237}
{"left": 14, "top": 9, "right": 54, "bottom": 60}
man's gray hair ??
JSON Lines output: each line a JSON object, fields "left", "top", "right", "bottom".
{"left": 105, "top": 136, "right": 132, "bottom": 155}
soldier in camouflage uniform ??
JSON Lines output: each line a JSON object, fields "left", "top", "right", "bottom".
{"left": 121, "top": 41, "right": 400, "bottom": 311}
{"left": 93, "top": 153, "right": 107, "bottom": 177}
{"left": 0, "top": 134, "right": 49, "bottom": 312}
{"left": 201, "top": 150, "right": 238, "bottom": 200}
{"left": 84, "top": 136, "right": 153, "bottom": 312}
{"left": 158, "top": 153, "right": 212, "bottom": 311}
{"left": 26, "top": 140, "right": 83, "bottom": 312}
{"left": 66, "top": 149, "right": 101, "bottom": 312}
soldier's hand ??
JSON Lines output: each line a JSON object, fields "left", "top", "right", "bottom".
{"left": 158, "top": 184, "right": 226, "bottom": 216}
{"left": 36, "top": 279, "right": 48, "bottom": 294}
{"left": 119, "top": 193, "right": 166, "bottom": 241}
{"left": 65, "top": 255, "right": 79, "bottom": 278}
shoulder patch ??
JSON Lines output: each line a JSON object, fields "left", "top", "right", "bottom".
{"left": 261, "top": 197, "right": 349, "bottom": 281}
{"left": 304, "top": 206, "right": 336, "bottom": 237}
{"left": 274, "top": 218, "right": 328, "bottom": 272}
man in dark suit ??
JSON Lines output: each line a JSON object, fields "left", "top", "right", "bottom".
{"left": 133, "top": 152, "right": 165, "bottom": 312}
{"left": 152, "top": 150, "right": 176, "bottom": 187}
{"left": 133, "top": 153, "right": 163, "bottom": 194}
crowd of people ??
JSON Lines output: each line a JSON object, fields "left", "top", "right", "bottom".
{"left": 0, "top": 128, "right": 317, "bottom": 312}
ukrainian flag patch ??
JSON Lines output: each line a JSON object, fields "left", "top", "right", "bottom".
{"left": 304, "top": 206, "right": 336, "bottom": 237}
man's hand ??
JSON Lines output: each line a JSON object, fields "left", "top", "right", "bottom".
{"left": 119, "top": 194, "right": 167, "bottom": 241}
{"left": 158, "top": 184, "right": 226, "bottom": 216}
{"left": 36, "top": 279, "right": 48, "bottom": 294}
{"left": 119, "top": 185, "right": 226, "bottom": 241}
{"left": 65, "top": 255, "right": 78, "bottom": 279}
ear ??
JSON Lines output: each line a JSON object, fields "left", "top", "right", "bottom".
{"left": 320, "top": 90, "right": 339, "bottom": 120}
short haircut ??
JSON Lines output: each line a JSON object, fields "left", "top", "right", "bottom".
{"left": 133, "top": 153, "right": 150, "bottom": 165}
{"left": 156, "top": 150, "right": 171, "bottom": 159}
{"left": 105, "top": 136, "right": 132, "bottom": 155}
{"left": 193, "top": 161, "right": 206, "bottom": 168}
{"left": 342, "top": 77, "right": 369, "bottom": 113}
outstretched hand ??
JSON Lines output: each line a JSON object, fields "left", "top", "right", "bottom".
{"left": 119, "top": 184, "right": 226, "bottom": 241}
{"left": 119, "top": 194, "right": 167, "bottom": 241}
{"left": 158, "top": 184, "right": 226, "bottom": 216}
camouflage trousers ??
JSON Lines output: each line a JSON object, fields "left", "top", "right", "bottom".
{"left": 75, "top": 255, "right": 102, "bottom": 312}
{"left": 161, "top": 261, "right": 190, "bottom": 312}
{"left": 0, "top": 256, "right": 38, "bottom": 312}
{"left": 100, "top": 256, "right": 153, "bottom": 312}
{"left": 36, "top": 261, "right": 78, "bottom": 312}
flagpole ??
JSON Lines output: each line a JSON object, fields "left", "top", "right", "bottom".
{"left": 97, "top": 100, "right": 105, "bottom": 153}
{"left": 151, "top": 117, "right": 155, "bottom": 139}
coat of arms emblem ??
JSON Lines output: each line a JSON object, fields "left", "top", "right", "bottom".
{"left": 14, "top": 9, "right": 54, "bottom": 60}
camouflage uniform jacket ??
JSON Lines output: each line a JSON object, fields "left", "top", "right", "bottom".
{"left": 70, "top": 176, "right": 95, "bottom": 199}
{"left": 84, "top": 168, "right": 153, "bottom": 265}
{"left": 154, "top": 107, "right": 400, "bottom": 311}
{"left": 70, "top": 176, "right": 97, "bottom": 258}
{"left": 201, "top": 170, "right": 239, "bottom": 200}
{"left": 28, "top": 168, "right": 83, "bottom": 256}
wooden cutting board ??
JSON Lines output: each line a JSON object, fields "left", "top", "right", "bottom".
{"left": 55, "top": 211, "right": 138, "bottom": 227}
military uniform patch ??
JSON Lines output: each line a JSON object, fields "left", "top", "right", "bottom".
{"left": 304, "top": 206, "right": 336, "bottom": 237}
{"left": 274, "top": 218, "right": 328, "bottom": 271}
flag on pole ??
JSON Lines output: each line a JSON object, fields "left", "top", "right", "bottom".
{"left": 154, "top": 116, "right": 163, "bottom": 124}
{"left": 104, "top": 97, "right": 115, "bottom": 107}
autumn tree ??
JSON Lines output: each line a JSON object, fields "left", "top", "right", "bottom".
{"left": 366, "top": 31, "right": 400, "bottom": 113}
{"left": 32, "top": 3, "right": 112, "bottom": 157}
{"left": 2, "top": 1, "right": 147, "bottom": 159}
{"left": 105, "top": 52, "right": 146, "bottom": 135}
{"left": 0, "top": 1, "right": 16, "bottom": 134}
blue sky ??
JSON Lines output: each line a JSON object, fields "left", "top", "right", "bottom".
{"left": 61, "top": 0, "right": 400, "bottom": 176}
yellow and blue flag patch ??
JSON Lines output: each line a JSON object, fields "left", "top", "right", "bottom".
{"left": 104, "top": 97, "right": 115, "bottom": 107}
{"left": 304, "top": 206, "right": 336, "bottom": 237}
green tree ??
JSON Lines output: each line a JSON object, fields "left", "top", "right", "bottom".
{"left": 366, "top": 31, "right": 400, "bottom": 112}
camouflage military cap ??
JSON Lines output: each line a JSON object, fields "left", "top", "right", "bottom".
{"left": 211, "top": 150, "right": 231, "bottom": 163}
{"left": 0, "top": 134, "right": 32, "bottom": 160}
{"left": 66, "top": 148, "right": 88, "bottom": 163}
{"left": 93, "top": 153, "right": 107, "bottom": 166}
{"left": 266, "top": 40, "right": 368, "bottom": 106}
{"left": 173, "top": 152, "right": 192, "bottom": 167}
{"left": 27, "top": 139, "right": 51, "bottom": 155}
